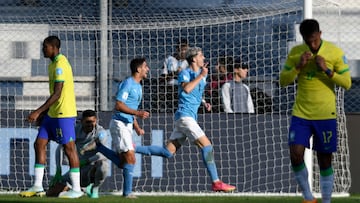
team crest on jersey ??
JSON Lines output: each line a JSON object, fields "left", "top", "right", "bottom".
{"left": 342, "top": 55, "right": 348, "bottom": 64}
{"left": 55, "top": 68, "right": 63, "bottom": 75}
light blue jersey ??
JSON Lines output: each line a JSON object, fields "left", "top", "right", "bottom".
{"left": 112, "top": 77, "right": 142, "bottom": 123}
{"left": 175, "top": 67, "right": 207, "bottom": 121}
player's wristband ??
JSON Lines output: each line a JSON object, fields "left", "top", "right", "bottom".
{"left": 325, "top": 68, "right": 333, "bottom": 77}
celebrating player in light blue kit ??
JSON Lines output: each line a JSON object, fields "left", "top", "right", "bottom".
{"left": 136, "top": 47, "right": 236, "bottom": 192}
{"left": 280, "top": 19, "right": 351, "bottom": 203}
{"left": 80, "top": 57, "right": 150, "bottom": 198}
{"left": 82, "top": 50, "right": 235, "bottom": 195}
{"left": 108, "top": 57, "right": 149, "bottom": 198}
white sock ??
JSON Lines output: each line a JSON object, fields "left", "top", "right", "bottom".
{"left": 34, "top": 165, "right": 45, "bottom": 188}
{"left": 70, "top": 169, "right": 81, "bottom": 192}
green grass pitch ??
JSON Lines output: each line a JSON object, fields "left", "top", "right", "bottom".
{"left": 0, "top": 195, "right": 359, "bottom": 203}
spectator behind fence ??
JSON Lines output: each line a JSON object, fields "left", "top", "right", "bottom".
{"left": 206, "top": 56, "right": 233, "bottom": 112}
{"left": 161, "top": 39, "right": 189, "bottom": 85}
{"left": 221, "top": 61, "right": 254, "bottom": 113}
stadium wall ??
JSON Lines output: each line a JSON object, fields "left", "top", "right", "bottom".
{"left": 1, "top": 111, "right": 359, "bottom": 194}
{"left": 345, "top": 114, "right": 360, "bottom": 194}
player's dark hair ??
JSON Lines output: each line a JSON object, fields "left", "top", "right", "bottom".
{"left": 44, "top": 36, "right": 61, "bottom": 48}
{"left": 299, "top": 19, "right": 320, "bottom": 38}
{"left": 130, "top": 57, "right": 146, "bottom": 74}
{"left": 82, "top": 109, "right": 96, "bottom": 118}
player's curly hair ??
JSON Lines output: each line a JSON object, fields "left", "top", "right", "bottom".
{"left": 44, "top": 35, "right": 61, "bottom": 48}
{"left": 300, "top": 19, "right": 320, "bottom": 38}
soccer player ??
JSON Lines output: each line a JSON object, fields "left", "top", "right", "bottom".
{"left": 19, "top": 36, "right": 83, "bottom": 198}
{"left": 280, "top": 19, "right": 351, "bottom": 203}
{"left": 80, "top": 57, "right": 150, "bottom": 198}
{"left": 81, "top": 49, "right": 235, "bottom": 192}
{"left": 135, "top": 47, "right": 236, "bottom": 192}
{"left": 50, "top": 109, "right": 109, "bottom": 198}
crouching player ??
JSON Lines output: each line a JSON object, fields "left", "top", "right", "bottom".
{"left": 48, "top": 110, "right": 109, "bottom": 198}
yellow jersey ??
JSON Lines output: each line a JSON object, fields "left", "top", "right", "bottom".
{"left": 47, "top": 54, "right": 77, "bottom": 118}
{"left": 280, "top": 40, "right": 351, "bottom": 120}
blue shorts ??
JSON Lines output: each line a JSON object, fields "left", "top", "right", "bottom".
{"left": 37, "top": 115, "right": 76, "bottom": 144}
{"left": 288, "top": 116, "right": 337, "bottom": 153}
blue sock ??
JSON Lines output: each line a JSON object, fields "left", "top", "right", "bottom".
{"left": 292, "top": 162, "right": 314, "bottom": 200}
{"left": 135, "top": 145, "right": 173, "bottom": 158}
{"left": 201, "top": 145, "right": 219, "bottom": 182}
{"left": 122, "top": 163, "right": 134, "bottom": 196}
{"left": 320, "top": 167, "right": 334, "bottom": 203}
{"left": 96, "top": 142, "right": 121, "bottom": 167}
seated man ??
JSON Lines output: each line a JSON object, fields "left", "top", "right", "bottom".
{"left": 221, "top": 61, "right": 254, "bottom": 113}
{"left": 48, "top": 110, "right": 109, "bottom": 198}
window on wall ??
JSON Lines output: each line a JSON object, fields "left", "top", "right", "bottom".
{"left": 12, "top": 41, "right": 28, "bottom": 59}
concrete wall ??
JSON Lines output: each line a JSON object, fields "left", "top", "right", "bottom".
{"left": 346, "top": 114, "right": 360, "bottom": 194}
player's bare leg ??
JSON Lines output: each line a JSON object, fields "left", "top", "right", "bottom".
{"left": 19, "top": 138, "right": 48, "bottom": 197}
